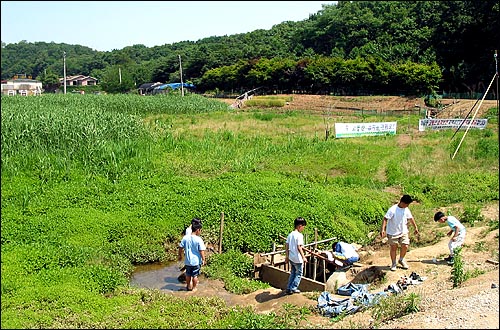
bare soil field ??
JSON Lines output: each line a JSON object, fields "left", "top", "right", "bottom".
{"left": 222, "top": 94, "right": 498, "bottom": 118}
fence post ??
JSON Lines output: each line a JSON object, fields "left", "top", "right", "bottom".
{"left": 271, "top": 242, "right": 276, "bottom": 266}
{"left": 313, "top": 228, "right": 318, "bottom": 280}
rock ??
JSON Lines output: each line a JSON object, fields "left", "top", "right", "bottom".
{"left": 326, "top": 270, "right": 350, "bottom": 292}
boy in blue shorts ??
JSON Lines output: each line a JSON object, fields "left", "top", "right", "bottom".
{"left": 178, "top": 222, "right": 206, "bottom": 292}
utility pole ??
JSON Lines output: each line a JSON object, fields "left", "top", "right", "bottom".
{"left": 178, "top": 54, "right": 184, "bottom": 97}
{"left": 119, "top": 67, "right": 122, "bottom": 84}
{"left": 63, "top": 51, "right": 67, "bottom": 94}
{"left": 495, "top": 50, "right": 499, "bottom": 145}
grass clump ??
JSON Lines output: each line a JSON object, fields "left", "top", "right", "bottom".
{"left": 370, "top": 291, "right": 421, "bottom": 323}
{"left": 450, "top": 247, "right": 486, "bottom": 288}
{"left": 203, "top": 249, "right": 270, "bottom": 294}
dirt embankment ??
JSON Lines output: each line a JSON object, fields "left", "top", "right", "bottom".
{"left": 222, "top": 94, "right": 498, "bottom": 118}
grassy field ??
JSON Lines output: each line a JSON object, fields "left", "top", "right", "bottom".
{"left": 1, "top": 93, "right": 498, "bottom": 328}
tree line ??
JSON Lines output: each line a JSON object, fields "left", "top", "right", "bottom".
{"left": 1, "top": 1, "right": 498, "bottom": 96}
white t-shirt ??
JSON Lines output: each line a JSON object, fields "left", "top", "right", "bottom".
{"left": 447, "top": 215, "right": 466, "bottom": 235}
{"left": 286, "top": 230, "right": 304, "bottom": 264}
{"left": 384, "top": 204, "right": 413, "bottom": 236}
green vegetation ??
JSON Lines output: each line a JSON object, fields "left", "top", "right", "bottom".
{"left": 450, "top": 247, "right": 486, "bottom": 288}
{"left": 1, "top": 94, "right": 498, "bottom": 328}
{"left": 203, "top": 250, "right": 270, "bottom": 294}
{"left": 371, "top": 291, "right": 422, "bottom": 324}
{"left": 2, "top": 1, "right": 498, "bottom": 96}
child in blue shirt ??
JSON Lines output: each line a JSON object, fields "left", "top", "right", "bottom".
{"left": 332, "top": 241, "right": 360, "bottom": 265}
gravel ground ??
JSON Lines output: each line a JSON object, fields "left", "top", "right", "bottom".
{"left": 378, "top": 270, "right": 499, "bottom": 329}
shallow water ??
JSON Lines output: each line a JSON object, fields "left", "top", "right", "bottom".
{"left": 130, "top": 261, "right": 186, "bottom": 291}
{"left": 129, "top": 261, "right": 239, "bottom": 305}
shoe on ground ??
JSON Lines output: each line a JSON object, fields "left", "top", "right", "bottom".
{"left": 398, "top": 259, "right": 409, "bottom": 269}
{"left": 447, "top": 258, "right": 454, "bottom": 265}
{"left": 390, "top": 262, "right": 397, "bottom": 271}
{"left": 444, "top": 256, "right": 453, "bottom": 262}
{"left": 292, "top": 289, "right": 301, "bottom": 294}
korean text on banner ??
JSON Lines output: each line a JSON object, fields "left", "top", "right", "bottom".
{"left": 334, "top": 122, "right": 397, "bottom": 138}
{"left": 418, "top": 118, "right": 488, "bottom": 131}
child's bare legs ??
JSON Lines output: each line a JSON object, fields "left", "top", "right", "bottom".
{"left": 185, "top": 275, "right": 192, "bottom": 290}
{"left": 191, "top": 276, "right": 199, "bottom": 292}
{"left": 390, "top": 244, "right": 398, "bottom": 264}
{"left": 399, "top": 243, "right": 408, "bottom": 259}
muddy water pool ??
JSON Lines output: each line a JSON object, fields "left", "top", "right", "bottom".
{"left": 129, "top": 261, "right": 187, "bottom": 291}
{"left": 129, "top": 262, "right": 238, "bottom": 304}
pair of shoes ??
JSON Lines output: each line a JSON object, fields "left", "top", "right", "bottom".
{"left": 396, "top": 281, "right": 408, "bottom": 290}
{"left": 409, "top": 272, "right": 423, "bottom": 281}
{"left": 444, "top": 255, "right": 453, "bottom": 262}
{"left": 390, "top": 262, "right": 397, "bottom": 271}
{"left": 398, "top": 259, "right": 409, "bottom": 269}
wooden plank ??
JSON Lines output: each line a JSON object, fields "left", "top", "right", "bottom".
{"left": 260, "top": 264, "right": 326, "bottom": 292}
{"left": 260, "top": 236, "right": 337, "bottom": 257}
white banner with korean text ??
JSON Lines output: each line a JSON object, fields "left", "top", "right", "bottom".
{"left": 334, "top": 122, "right": 397, "bottom": 138}
{"left": 418, "top": 118, "right": 488, "bottom": 131}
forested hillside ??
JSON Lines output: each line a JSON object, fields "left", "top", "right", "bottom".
{"left": 2, "top": 1, "right": 499, "bottom": 95}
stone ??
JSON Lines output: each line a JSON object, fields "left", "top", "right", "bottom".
{"left": 326, "top": 270, "right": 350, "bottom": 292}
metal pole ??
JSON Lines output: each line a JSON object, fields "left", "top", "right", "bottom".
{"left": 63, "top": 51, "right": 66, "bottom": 94}
{"left": 451, "top": 73, "right": 497, "bottom": 159}
{"left": 495, "top": 50, "right": 499, "bottom": 141}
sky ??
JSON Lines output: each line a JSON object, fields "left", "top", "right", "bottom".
{"left": 1, "top": 1, "right": 335, "bottom": 52}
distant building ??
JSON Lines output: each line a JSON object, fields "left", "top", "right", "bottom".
{"left": 59, "top": 75, "right": 98, "bottom": 86}
{"left": 137, "top": 82, "right": 163, "bottom": 95}
{"left": 1, "top": 76, "right": 42, "bottom": 96}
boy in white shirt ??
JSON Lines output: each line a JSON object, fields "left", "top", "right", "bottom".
{"left": 380, "top": 195, "right": 419, "bottom": 271}
{"left": 434, "top": 211, "right": 466, "bottom": 264}
{"left": 285, "top": 217, "right": 307, "bottom": 295}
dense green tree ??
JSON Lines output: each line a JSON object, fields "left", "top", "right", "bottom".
{"left": 99, "top": 65, "right": 135, "bottom": 94}
{"left": 1, "top": 1, "right": 497, "bottom": 95}
{"left": 36, "top": 69, "right": 60, "bottom": 93}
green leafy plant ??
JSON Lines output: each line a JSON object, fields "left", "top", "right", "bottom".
{"left": 403, "top": 292, "right": 421, "bottom": 313}
{"left": 473, "top": 241, "right": 487, "bottom": 253}
{"left": 451, "top": 247, "right": 465, "bottom": 287}
{"left": 203, "top": 249, "right": 269, "bottom": 294}
{"left": 460, "top": 205, "right": 484, "bottom": 226}
{"left": 371, "top": 292, "right": 421, "bottom": 322}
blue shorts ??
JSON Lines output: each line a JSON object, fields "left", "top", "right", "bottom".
{"left": 185, "top": 265, "right": 201, "bottom": 277}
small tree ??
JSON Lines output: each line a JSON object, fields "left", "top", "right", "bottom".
{"left": 36, "top": 69, "right": 60, "bottom": 93}
{"left": 99, "top": 65, "right": 135, "bottom": 94}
